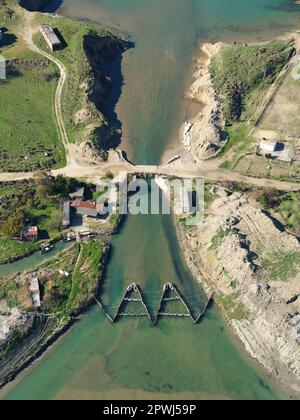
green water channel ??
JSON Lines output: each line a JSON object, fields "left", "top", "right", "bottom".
{"left": 0, "top": 209, "right": 282, "bottom": 400}
{"left": 0, "top": 241, "right": 73, "bottom": 278}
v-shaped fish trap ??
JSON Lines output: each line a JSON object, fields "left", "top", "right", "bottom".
{"left": 114, "top": 283, "right": 152, "bottom": 322}
{"left": 154, "top": 283, "right": 192, "bottom": 323}
{"left": 95, "top": 282, "right": 213, "bottom": 325}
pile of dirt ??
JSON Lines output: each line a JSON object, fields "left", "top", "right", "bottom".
{"left": 0, "top": 301, "right": 28, "bottom": 342}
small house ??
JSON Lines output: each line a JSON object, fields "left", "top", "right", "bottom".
{"left": 259, "top": 139, "right": 278, "bottom": 153}
{"left": 21, "top": 226, "right": 39, "bottom": 242}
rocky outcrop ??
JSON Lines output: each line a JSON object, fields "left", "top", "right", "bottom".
{"left": 184, "top": 43, "right": 227, "bottom": 160}
{"left": 176, "top": 186, "right": 300, "bottom": 397}
{"left": 74, "top": 34, "right": 131, "bottom": 163}
{"left": 0, "top": 301, "right": 29, "bottom": 343}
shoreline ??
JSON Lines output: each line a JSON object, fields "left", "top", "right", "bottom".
{"left": 173, "top": 185, "right": 300, "bottom": 399}
{"left": 173, "top": 215, "right": 291, "bottom": 399}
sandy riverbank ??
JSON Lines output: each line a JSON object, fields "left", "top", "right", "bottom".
{"left": 174, "top": 185, "right": 300, "bottom": 399}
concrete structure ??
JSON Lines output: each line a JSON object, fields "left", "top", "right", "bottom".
{"left": 69, "top": 187, "right": 85, "bottom": 201}
{"left": 175, "top": 186, "right": 197, "bottom": 217}
{"left": 29, "top": 278, "right": 41, "bottom": 309}
{"left": 40, "top": 24, "right": 61, "bottom": 52}
{"left": 62, "top": 200, "right": 70, "bottom": 227}
{"left": 259, "top": 139, "right": 278, "bottom": 153}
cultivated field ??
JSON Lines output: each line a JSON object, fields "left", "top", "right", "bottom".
{"left": 233, "top": 154, "right": 300, "bottom": 181}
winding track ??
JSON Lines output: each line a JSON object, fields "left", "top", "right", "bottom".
{"left": 20, "top": 12, "right": 71, "bottom": 167}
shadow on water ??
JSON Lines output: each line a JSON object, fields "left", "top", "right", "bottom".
{"left": 83, "top": 35, "right": 134, "bottom": 149}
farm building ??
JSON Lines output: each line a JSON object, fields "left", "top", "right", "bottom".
{"left": 29, "top": 278, "right": 41, "bottom": 309}
{"left": 40, "top": 24, "right": 62, "bottom": 51}
{"left": 62, "top": 200, "right": 71, "bottom": 227}
{"left": 258, "top": 139, "right": 278, "bottom": 153}
{"left": 71, "top": 200, "right": 99, "bottom": 218}
{"left": 21, "top": 226, "right": 39, "bottom": 242}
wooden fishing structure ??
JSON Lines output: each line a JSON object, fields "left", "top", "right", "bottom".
{"left": 94, "top": 282, "right": 213, "bottom": 326}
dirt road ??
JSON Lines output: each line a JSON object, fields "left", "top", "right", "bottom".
{"left": 2, "top": 10, "right": 299, "bottom": 193}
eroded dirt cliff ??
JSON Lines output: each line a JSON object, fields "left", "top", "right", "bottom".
{"left": 176, "top": 186, "right": 300, "bottom": 397}
{"left": 184, "top": 43, "right": 227, "bottom": 160}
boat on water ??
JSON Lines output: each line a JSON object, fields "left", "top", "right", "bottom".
{"left": 62, "top": 235, "right": 76, "bottom": 242}
{"left": 40, "top": 243, "right": 54, "bottom": 254}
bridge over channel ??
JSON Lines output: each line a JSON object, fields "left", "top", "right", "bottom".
{"left": 1, "top": 154, "right": 300, "bottom": 192}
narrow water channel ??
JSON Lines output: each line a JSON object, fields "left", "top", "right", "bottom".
{"left": 2, "top": 0, "right": 300, "bottom": 400}
{"left": 0, "top": 242, "right": 73, "bottom": 278}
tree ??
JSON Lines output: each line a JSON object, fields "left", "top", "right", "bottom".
{"left": 0, "top": 208, "right": 26, "bottom": 237}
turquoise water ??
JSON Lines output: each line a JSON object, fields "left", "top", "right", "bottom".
{"left": 2, "top": 0, "right": 300, "bottom": 400}
{"left": 0, "top": 210, "right": 282, "bottom": 401}
{"left": 0, "top": 308, "right": 281, "bottom": 400}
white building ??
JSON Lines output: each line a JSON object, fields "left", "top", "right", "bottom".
{"left": 174, "top": 185, "right": 195, "bottom": 217}
{"left": 29, "top": 278, "right": 41, "bottom": 309}
{"left": 259, "top": 139, "right": 278, "bottom": 153}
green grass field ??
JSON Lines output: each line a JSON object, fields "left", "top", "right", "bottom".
{"left": 33, "top": 15, "right": 112, "bottom": 154}
{"left": 211, "top": 40, "right": 293, "bottom": 123}
{"left": 0, "top": 2, "right": 66, "bottom": 171}
{"left": 0, "top": 56, "right": 65, "bottom": 171}
{"left": 0, "top": 2, "right": 123, "bottom": 171}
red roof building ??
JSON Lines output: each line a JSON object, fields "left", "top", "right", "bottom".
{"left": 21, "top": 226, "right": 39, "bottom": 242}
{"left": 71, "top": 200, "right": 99, "bottom": 218}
